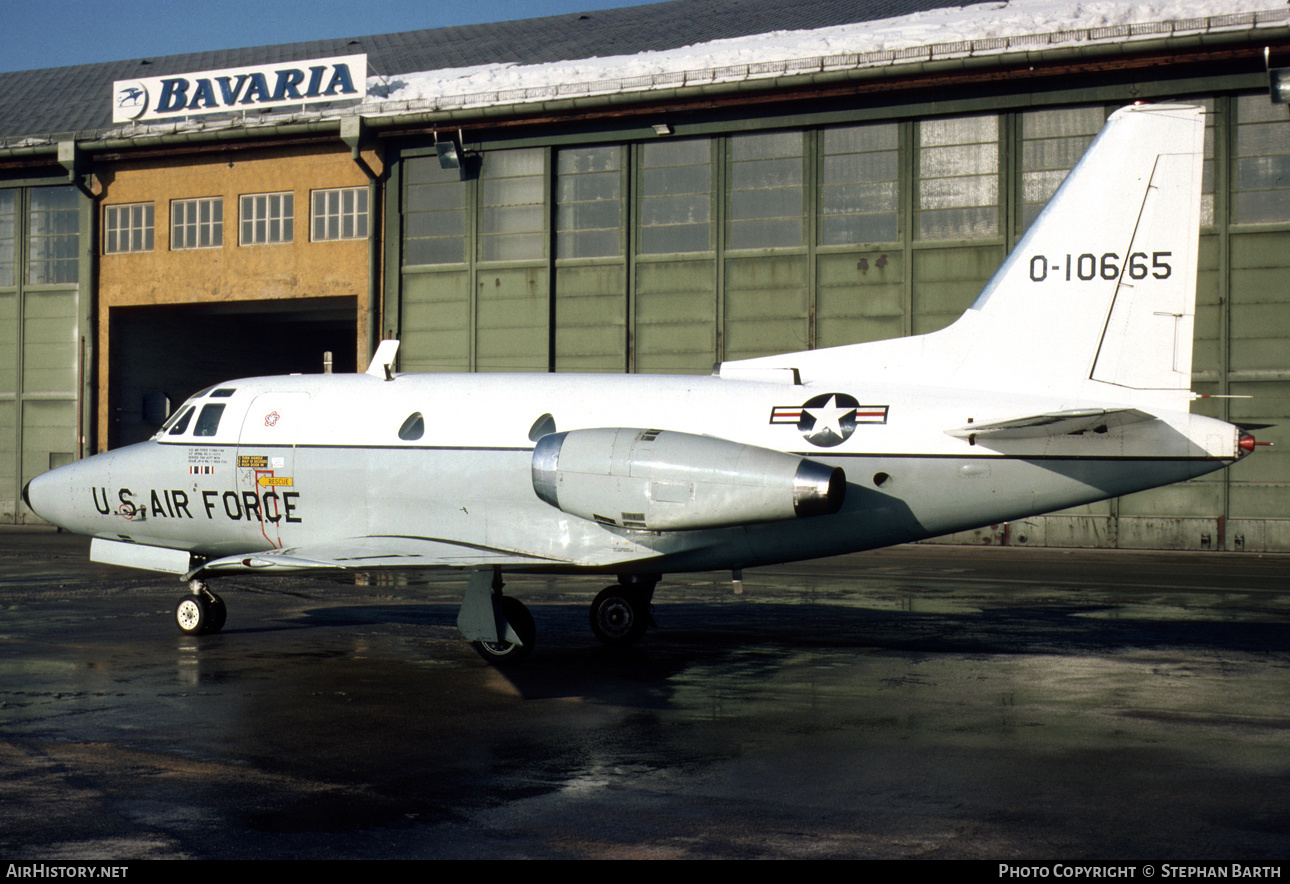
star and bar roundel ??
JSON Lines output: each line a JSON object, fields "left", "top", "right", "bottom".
{"left": 770, "top": 394, "right": 889, "bottom": 447}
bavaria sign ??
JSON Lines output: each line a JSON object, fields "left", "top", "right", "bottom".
{"left": 113, "top": 54, "right": 367, "bottom": 123}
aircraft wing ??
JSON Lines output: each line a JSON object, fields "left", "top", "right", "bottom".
{"left": 197, "top": 535, "right": 564, "bottom": 575}
{"left": 945, "top": 408, "right": 1155, "bottom": 440}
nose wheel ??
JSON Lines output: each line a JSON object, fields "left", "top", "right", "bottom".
{"left": 175, "top": 581, "right": 227, "bottom": 635}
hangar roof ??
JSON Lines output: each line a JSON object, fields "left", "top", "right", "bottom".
{"left": 0, "top": 0, "right": 1284, "bottom": 150}
{"left": 0, "top": 0, "right": 971, "bottom": 142}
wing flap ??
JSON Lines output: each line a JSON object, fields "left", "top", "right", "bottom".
{"left": 196, "top": 535, "right": 560, "bottom": 576}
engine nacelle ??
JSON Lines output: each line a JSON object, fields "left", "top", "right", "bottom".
{"left": 531, "top": 427, "right": 845, "bottom": 531}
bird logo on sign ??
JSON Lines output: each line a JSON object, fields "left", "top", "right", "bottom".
{"left": 116, "top": 83, "right": 149, "bottom": 119}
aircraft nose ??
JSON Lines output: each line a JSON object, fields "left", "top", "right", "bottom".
{"left": 22, "top": 468, "right": 69, "bottom": 525}
{"left": 22, "top": 472, "right": 51, "bottom": 521}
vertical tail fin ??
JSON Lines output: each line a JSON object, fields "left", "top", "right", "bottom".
{"left": 957, "top": 103, "right": 1204, "bottom": 408}
{"left": 724, "top": 104, "right": 1205, "bottom": 410}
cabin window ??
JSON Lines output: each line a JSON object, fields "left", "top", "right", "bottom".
{"left": 193, "top": 403, "right": 226, "bottom": 437}
{"left": 398, "top": 412, "right": 425, "bottom": 441}
{"left": 166, "top": 406, "right": 195, "bottom": 436}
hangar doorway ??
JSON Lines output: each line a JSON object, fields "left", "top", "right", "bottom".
{"left": 107, "top": 297, "right": 357, "bottom": 449}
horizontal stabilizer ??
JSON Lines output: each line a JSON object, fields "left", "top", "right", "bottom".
{"left": 946, "top": 408, "right": 1155, "bottom": 441}
{"left": 716, "top": 365, "right": 801, "bottom": 385}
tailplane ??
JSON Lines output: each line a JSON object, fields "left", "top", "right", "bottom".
{"left": 724, "top": 103, "right": 1206, "bottom": 411}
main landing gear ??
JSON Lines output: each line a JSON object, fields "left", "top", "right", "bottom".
{"left": 459, "top": 571, "right": 660, "bottom": 665}
{"left": 589, "top": 577, "right": 657, "bottom": 648}
{"left": 175, "top": 579, "right": 226, "bottom": 636}
{"left": 459, "top": 570, "right": 537, "bottom": 665}
{"left": 472, "top": 595, "right": 537, "bottom": 665}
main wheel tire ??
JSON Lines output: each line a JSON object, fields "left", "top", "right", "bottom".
{"left": 472, "top": 596, "right": 535, "bottom": 665}
{"left": 175, "top": 595, "right": 212, "bottom": 635}
{"left": 589, "top": 586, "right": 649, "bottom": 647}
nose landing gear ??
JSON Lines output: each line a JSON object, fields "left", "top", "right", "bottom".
{"left": 175, "top": 580, "right": 226, "bottom": 635}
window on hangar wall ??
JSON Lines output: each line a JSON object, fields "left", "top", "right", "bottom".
{"left": 311, "top": 187, "right": 369, "bottom": 242}
{"left": 171, "top": 198, "right": 223, "bottom": 250}
{"left": 395, "top": 101, "right": 1272, "bottom": 371}
{"left": 103, "top": 203, "right": 154, "bottom": 255}
{"left": 240, "top": 192, "right": 294, "bottom": 245}
{"left": 0, "top": 191, "right": 14, "bottom": 285}
{"left": 1233, "top": 94, "right": 1290, "bottom": 225}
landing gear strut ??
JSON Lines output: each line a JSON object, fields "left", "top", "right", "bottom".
{"left": 459, "top": 571, "right": 657, "bottom": 664}
{"left": 589, "top": 576, "right": 657, "bottom": 647}
{"left": 459, "top": 569, "right": 536, "bottom": 665}
{"left": 175, "top": 579, "right": 226, "bottom": 635}
{"left": 472, "top": 595, "right": 536, "bottom": 665}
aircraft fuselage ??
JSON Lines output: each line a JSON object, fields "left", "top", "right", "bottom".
{"left": 25, "top": 370, "right": 1244, "bottom": 576}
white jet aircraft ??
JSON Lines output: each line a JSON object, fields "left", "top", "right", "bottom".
{"left": 23, "top": 104, "right": 1260, "bottom": 664}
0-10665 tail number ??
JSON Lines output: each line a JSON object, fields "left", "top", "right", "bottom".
{"left": 1029, "top": 252, "right": 1172, "bottom": 283}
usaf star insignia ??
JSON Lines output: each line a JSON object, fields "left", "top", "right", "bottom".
{"left": 770, "top": 393, "right": 888, "bottom": 447}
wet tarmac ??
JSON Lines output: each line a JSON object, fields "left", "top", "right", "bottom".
{"left": 1, "top": 527, "right": 1288, "bottom": 859}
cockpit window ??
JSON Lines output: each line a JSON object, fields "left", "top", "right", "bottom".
{"left": 193, "top": 403, "right": 226, "bottom": 437}
{"left": 167, "top": 406, "right": 196, "bottom": 436}
{"left": 210, "top": 388, "right": 236, "bottom": 398}
{"left": 158, "top": 405, "right": 189, "bottom": 435}
{"left": 398, "top": 412, "right": 425, "bottom": 441}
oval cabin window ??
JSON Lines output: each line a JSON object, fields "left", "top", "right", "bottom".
{"left": 399, "top": 412, "right": 425, "bottom": 441}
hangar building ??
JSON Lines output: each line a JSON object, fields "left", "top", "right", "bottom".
{"left": 1, "top": 0, "right": 1287, "bottom": 550}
